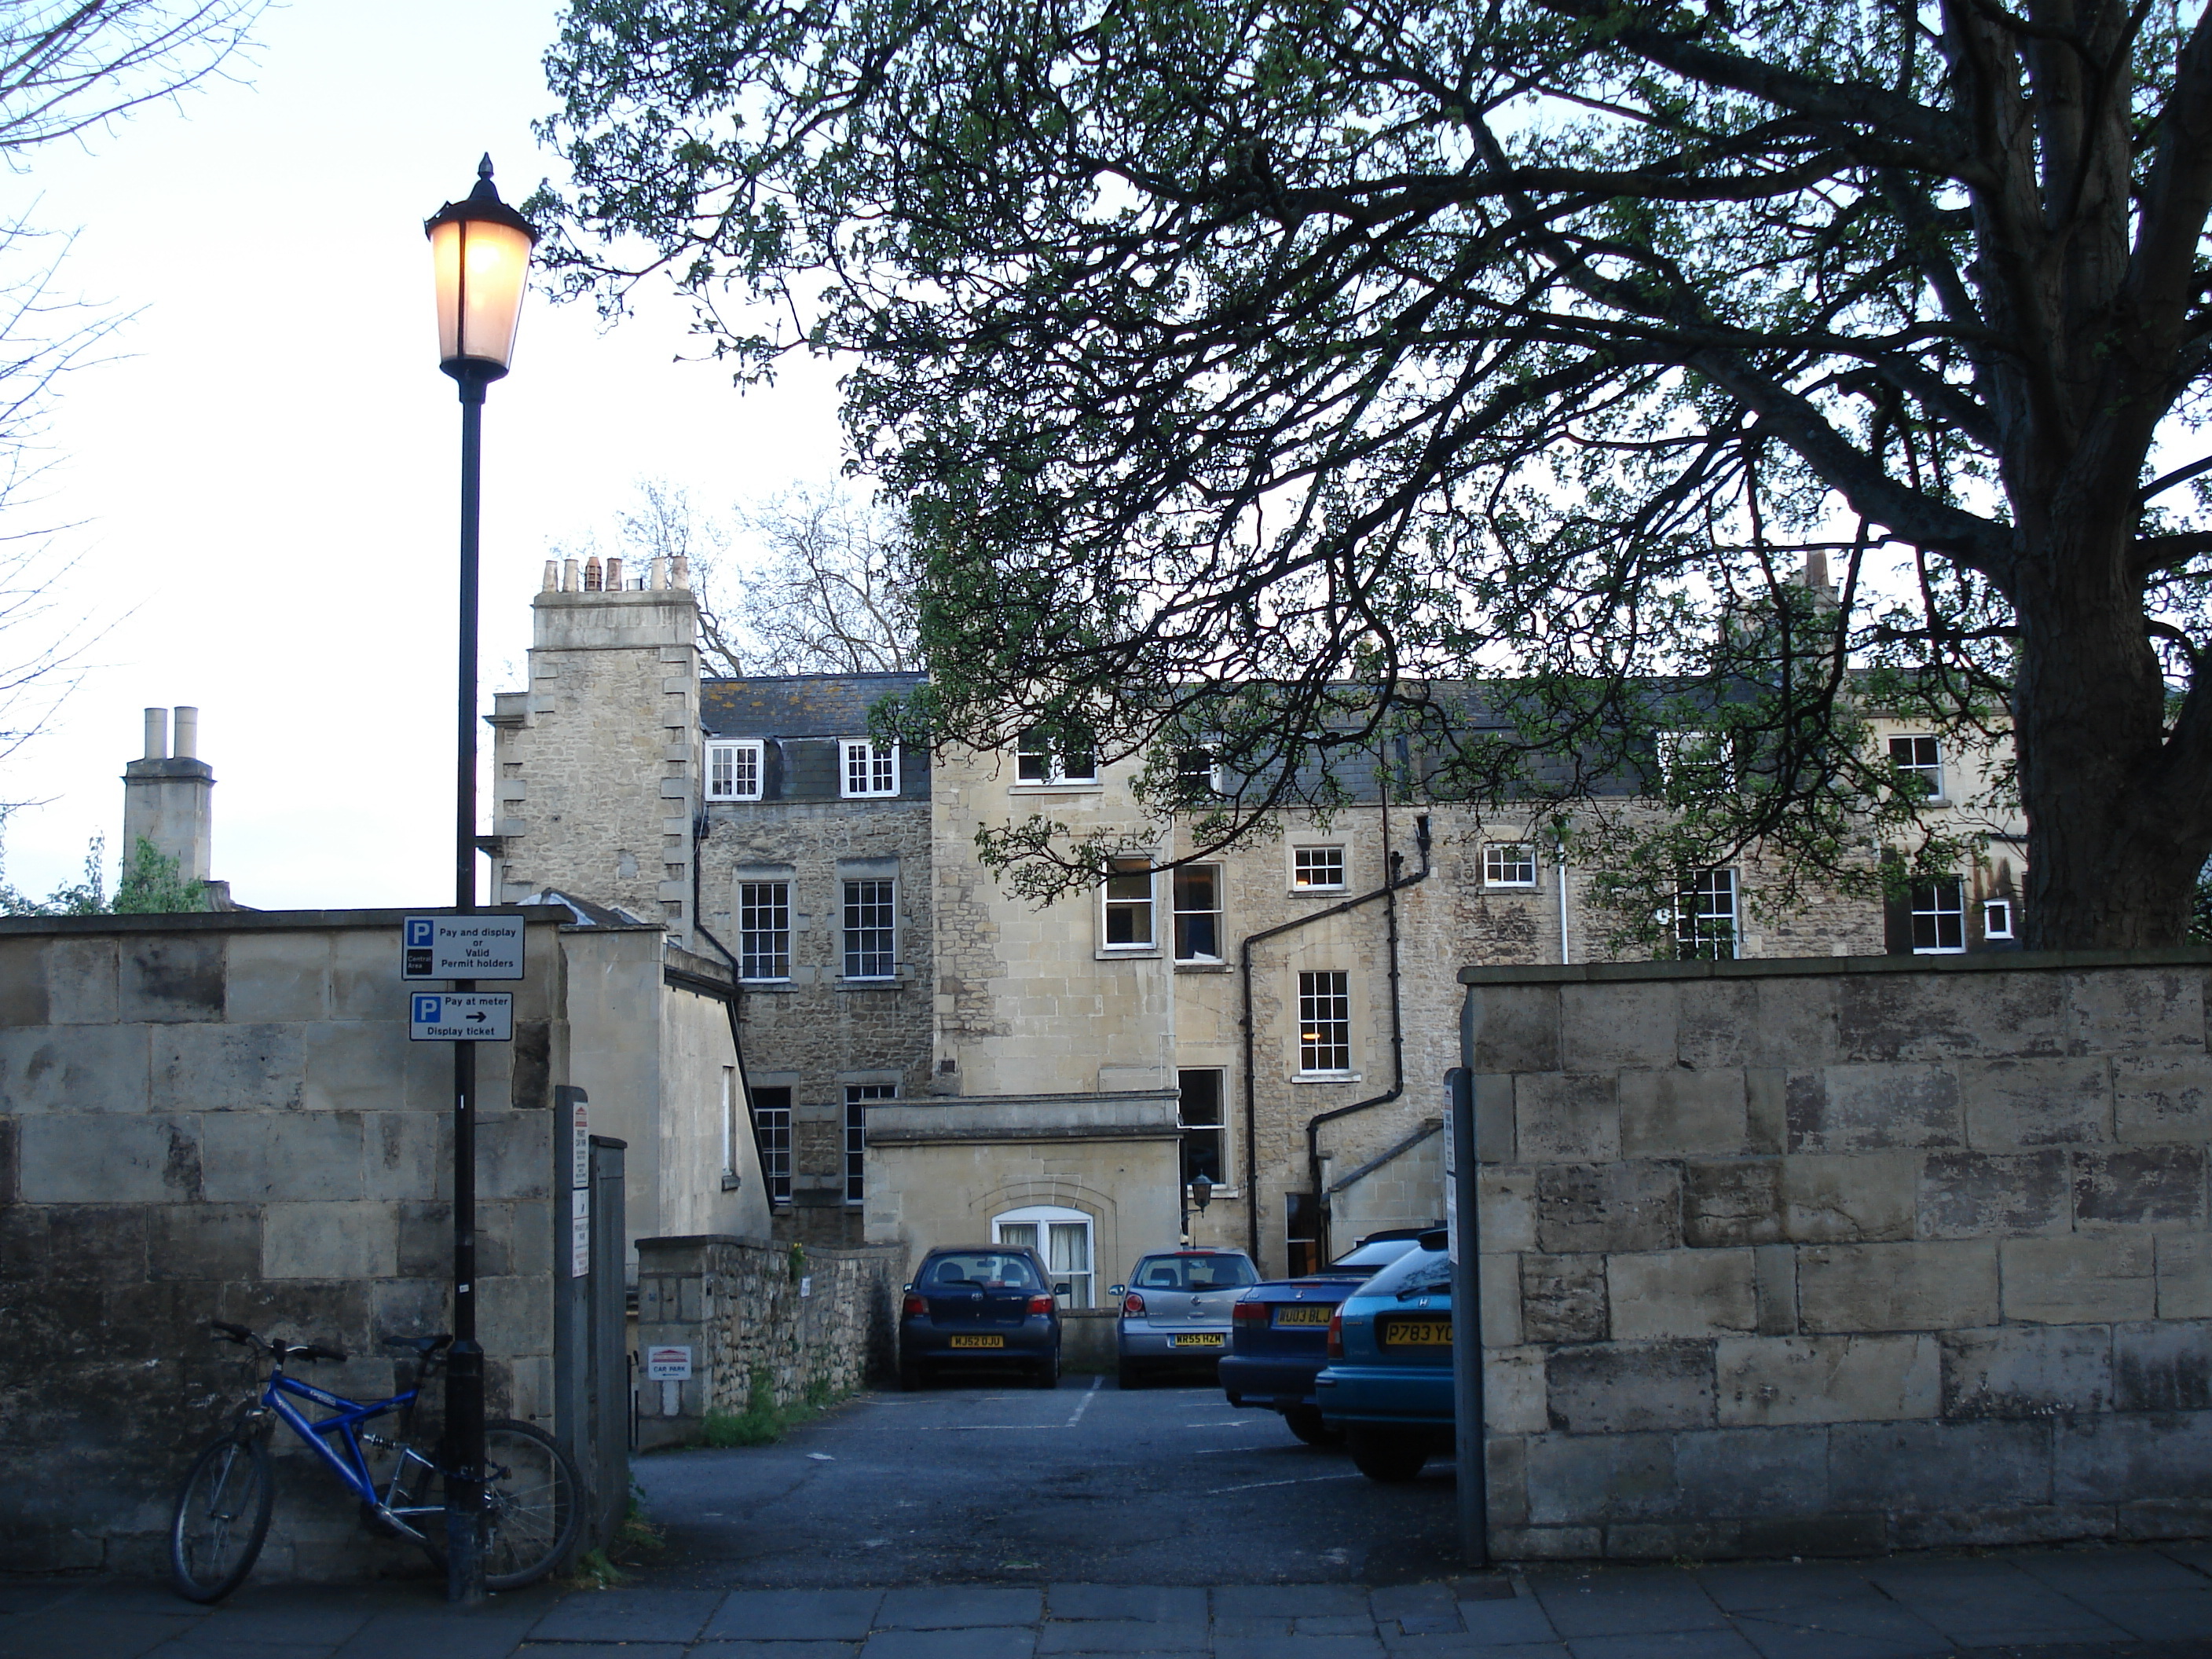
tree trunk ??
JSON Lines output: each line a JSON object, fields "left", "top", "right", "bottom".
{"left": 2012, "top": 520, "right": 2212, "bottom": 950}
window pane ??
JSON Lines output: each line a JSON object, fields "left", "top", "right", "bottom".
{"left": 997, "top": 1221, "right": 1038, "bottom": 1251}
{"left": 1910, "top": 877, "right": 1966, "bottom": 953}
{"left": 1173, "top": 864, "right": 1221, "bottom": 961}
{"left": 843, "top": 878, "right": 896, "bottom": 977}
{"left": 1178, "top": 1068, "right": 1225, "bottom": 1184}
{"left": 1016, "top": 734, "right": 1050, "bottom": 781}
{"left": 1294, "top": 847, "right": 1346, "bottom": 888}
{"left": 752, "top": 1086, "right": 792, "bottom": 1203}
{"left": 1674, "top": 869, "right": 1737, "bottom": 961}
{"left": 738, "top": 881, "right": 791, "bottom": 980}
{"left": 844, "top": 1083, "right": 893, "bottom": 1203}
{"left": 1298, "top": 970, "right": 1352, "bottom": 1071}
{"left": 1104, "top": 859, "right": 1153, "bottom": 946}
{"left": 1484, "top": 843, "right": 1536, "bottom": 886}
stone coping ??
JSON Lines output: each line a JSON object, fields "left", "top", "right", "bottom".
{"left": 0, "top": 903, "right": 573, "bottom": 936}
{"left": 1459, "top": 944, "right": 2212, "bottom": 985}
{"left": 638, "top": 1232, "right": 903, "bottom": 1256}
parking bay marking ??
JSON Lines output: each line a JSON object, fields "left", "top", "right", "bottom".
{"left": 1064, "top": 1375, "right": 1103, "bottom": 1428}
{"left": 1203, "top": 1472, "right": 1367, "bottom": 1496}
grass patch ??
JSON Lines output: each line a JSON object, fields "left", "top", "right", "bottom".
{"left": 563, "top": 1492, "right": 665, "bottom": 1590}
{"left": 699, "top": 1366, "right": 845, "bottom": 1448}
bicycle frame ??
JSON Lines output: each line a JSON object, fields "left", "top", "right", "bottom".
{"left": 258, "top": 1372, "right": 437, "bottom": 1541}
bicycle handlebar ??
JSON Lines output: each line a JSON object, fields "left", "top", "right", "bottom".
{"left": 205, "top": 1320, "right": 348, "bottom": 1363}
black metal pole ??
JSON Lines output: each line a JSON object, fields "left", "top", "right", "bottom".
{"left": 445, "top": 367, "right": 490, "bottom": 1604}
{"left": 1448, "top": 1066, "right": 1488, "bottom": 1567}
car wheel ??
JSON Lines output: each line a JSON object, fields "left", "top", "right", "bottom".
{"left": 1283, "top": 1407, "right": 1342, "bottom": 1447}
{"left": 898, "top": 1359, "right": 925, "bottom": 1392}
{"left": 1116, "top": 1357, "right": 1143, "bottom": 1390}
{"left": 1033, "top": 1348, "right": 1061, "bottom": 1390}
{"left": 1346, "top": 1427, "right": 1429, "bottom": 1482}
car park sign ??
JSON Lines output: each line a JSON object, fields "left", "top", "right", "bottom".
{"left": 401, "top": 914, "right": 525, "bottom": 980}
{"left": 408, "top": 992, "right": 514, "bottom": 1042}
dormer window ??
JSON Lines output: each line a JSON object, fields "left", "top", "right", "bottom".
{"left": 1016, "top": 730, "right": 1097, "bottom": 785}
{"left": 1889, "top": 735, "right": 1945, "bottom": 802}
{"left": 841, "top": 739, "right": 899, "bottom": 797}
{"left": 705, "top": 739, "right": 763, "bottom": 801}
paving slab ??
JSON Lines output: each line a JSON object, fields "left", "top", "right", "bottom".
{"left": 875, "top": 1587, "right": 1042, "bottom": 1629}
{"left": 2010, "top": 1551, "right": 2212, "bottom": 1599}
{"left": 140, "top": 1641, "right": 335, "bottom": 1659}
{"left": 1695, "top": 1564, "right": 1899, "bottom": 1610}
{"left": 526, "top": 1588, "right": 722, "bottom": 1644}
{"left": 1454, "top": 1597, "right": 1561, "bottom": 1646}
{"left": 1036, "top": 1618, "right": 1211, "bottom": 1652}
{"left": 2074, "top": 1592, "right": 2212, "bottom": 1643}
{"left": 0, "top": 1610, "right": 204, "bottom": 1659}
{"left": 1563, "top": 1632, "right": 1765, "bottom": 1659}
{"left": 1528, "top": 1575, "right": 1729, "bottom": 1639}
{"left": 1214, "top": 1584, "right": 1372, "bottom": 1621}
{"left": 703, "top": 1589, "right": 884, "bottom": 1641}
{"left": 1214, "top": 1634, "right": 1387, "bottom": 1659}
{"left": 1047, "top": 1587, "right": 1207, "bottom": 1624}
{"left": 515, "top": 1646, "right": 686, "bottom": 1659}
{"left": 1731, "top": 1605, "right": 1956, "bottom": 1659}
{"left": 331, "top": 1609, "right": 542, "bottom": 1659}
{"left": 692, "top": 1644, "right": 860, "bottom": 1657}
{"left": 1372, "top": 1584, "right": 1459, "bottom": 1625}
{"left": 1860, "top": 1561, "right": 2130, "bottom": 1647}
{"left": 859, "top": 1628, "right": 1036, "bottom": 1659}
{"left": 0, "top": 1584, "right": 82, "bottom": 1618}
{"left": 1382, "top": 1643, "right": 1569, "bottom": 1659}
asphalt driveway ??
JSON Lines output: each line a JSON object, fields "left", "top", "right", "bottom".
{"left": 630, "top": 1372, "right": 1463, "bottom": 1588}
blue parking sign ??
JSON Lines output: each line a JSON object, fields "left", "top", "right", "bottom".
{"left": 406, "top": 919, "right": 434, "bottom": 948}
{"left": 413, "top": 994, "right": 442, "bottom": 1023}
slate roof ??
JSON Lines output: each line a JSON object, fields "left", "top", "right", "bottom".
{"left": 701, "top": 672, "right": 926, "bottom": 739}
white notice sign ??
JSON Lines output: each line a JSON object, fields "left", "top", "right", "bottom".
{"left": 645, "top": 1345, "right": 693, "bottom": 1381}
{"left": 570, "top": 1186, "right": 591, "bottom": 1279}
{"left": 408, "top": 992, "right": 515, "bottom": 1042}
{"left": 401, "top": 915, "right": 525, "bottom": 981}
{"left": 571, "top": 1100, "right": 591, "bottom": 1190}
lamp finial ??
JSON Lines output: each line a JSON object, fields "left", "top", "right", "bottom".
{"left": 478, "top": 153, "right": 494, "bottom": 181}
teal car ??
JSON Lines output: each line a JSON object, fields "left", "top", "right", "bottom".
{"left": 1313, "top": 1229, "right": 1454, "bottom": 1481}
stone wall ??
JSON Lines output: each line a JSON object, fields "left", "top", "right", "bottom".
{"left": 0, "top": 910, "right": 569, "bottom": 1578}
{"left": 631, "top": 1235, "right": 906, "bottom": 1448}
{"left": 1463, "top": 950, "right": 2212, "bottom": 1560}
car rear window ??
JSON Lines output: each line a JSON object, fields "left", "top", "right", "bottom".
{"left": 1361, "top": 1243, "right": 1451, "bottom": 1298}
{"left": 1130, "top": 1253, "right": 1259, "bottom": 1291}
{"left": 922, "top": 1253, "right": 1043, "bottom": 1289}
{"left": 1324, "top": 1238, "right": 1418, "bottom": 1273}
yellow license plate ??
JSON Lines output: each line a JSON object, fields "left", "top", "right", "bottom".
{"left": 1273, "top": 1306, "right": 1331, "bottom": 1325}
{"left": 948, "top": 1335, "right": 1004, "bottom": 1349}
{"left": 1170, "top": 1332, "right": 1225, "bottom": 1348}
{"left": 1382, "top": 1318, "right": 1452, "bottom": 1347}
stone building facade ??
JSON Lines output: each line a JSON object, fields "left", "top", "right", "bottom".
{"left": 488, "top": 562, "right": 2027, "bottom": 1289}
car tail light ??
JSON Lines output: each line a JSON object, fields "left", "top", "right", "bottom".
{"left": 902, "top": 1293, "right": 926, "bottom": 1318}
{"left": 1027, "top": 1294, "right": 1055, "bottom": 1315}
{"left": 1122, "top": 1291, "right": 1146, "bottom": 1317}
{"left": 1232, "top": 1299, "right": 1265, "bottom": 1324}
{"left": 1326, "top": 1308, "right": 1344, "bottom": 1358}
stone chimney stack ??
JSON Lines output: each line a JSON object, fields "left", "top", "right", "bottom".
{"left": 122, "top": 705, "right": 214, "bottom": 880}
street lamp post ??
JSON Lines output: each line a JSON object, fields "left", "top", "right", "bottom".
{"left": 425, "top": 155, "right": 537, "bottom": 1606}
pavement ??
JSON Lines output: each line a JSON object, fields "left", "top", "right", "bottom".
{"left": 4, "top": 1547, "right": 2212, "bottom": 1658}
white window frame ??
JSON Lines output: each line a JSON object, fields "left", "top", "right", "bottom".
{"left": 1673, "top": 869, "right": 1739, "bottom": 961}
{"left": 752, "top": 1086, "right": 793, "bottom": 1203}
{"left": 1173, "top": 863, "right": 1224, "bottom": 962}
{"left": 1101, "top": 857, "right": 1157, "bottom": 951}
{"left": 841, "top": 877, "right": 899, "bottom": 980}
{"left": 1292, "top": 845, "right": 1347, "bottom": 892}
{"left": 1983, "top": 898, "right": 2015, "bottom": 941}
{"left": 840, "top": 738, "right": 900, "bottom": 798}
{"left": 1298, "top": 969, "right": 1353, "bottom": 1076}
{"left": 705, "top": 739, "right": 764, "bottom": 801}
{"left": 720, "top": 1065, "right": 739, "bottom": 1177}
{"left": 1177, "top": 1067, "right": 1229, "bottom": 1190}
{"left": 991, "top": 1203, "right": 1095, "bottom": 1308}
{"left": 844, "top": 1083, "right": 892, "bottom": 1203}
{"left": 1483, "top": 842, "right": 1538, "bottom": 888}
{"left": 1176, "top": 742, "right": 1227, "bottom": 797}
{"left": 1015, "top": 730, "right": 1098, "bottom": 786}
{"left": 1889, "top": 734, "right": 1946, "bottom": 803}
{"left": 736, "top": 879, "right": 792, "bottom": 981}
{"left": 1912, "top": 876, "right": 1968, "bottom": 954}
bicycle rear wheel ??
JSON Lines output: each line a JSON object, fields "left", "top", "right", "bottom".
{"left": 391, "top": 1419, "right": 582, "bottom": 1591}
{"left": 168, "top": 1431, "right": 273, "bottom": 1602}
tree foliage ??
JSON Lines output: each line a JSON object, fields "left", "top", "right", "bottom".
{"left": 0, "top": 833, "right": 204, "bottom": 914}
{"left": 537, "top": 0, "right": 2211, "bottom": 948}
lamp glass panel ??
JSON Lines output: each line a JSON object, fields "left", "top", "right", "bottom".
{"left": 430, "top": 218, "right": 533, "bottom": 368}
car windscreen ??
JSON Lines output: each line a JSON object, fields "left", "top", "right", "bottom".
{"left": 1361, "top": 1244, "right": 1451, "bottom": 1299}
{"left": 1323, "top": 1237, "right": 1418, "bottom": 1273}
{"left": 922, "top": 1253, "right": 1043, "bottom": 1289}
{"left": 1130, "top": 1254, "right": 1258, "bottom": 1291}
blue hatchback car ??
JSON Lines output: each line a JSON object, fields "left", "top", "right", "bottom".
{"left": 1314, "top": 1229, "right": 1454, "bottom": 1481}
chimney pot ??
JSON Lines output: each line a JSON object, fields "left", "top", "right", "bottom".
{"left": 562, "top": 558, "right": 580, "bottom": 592}
{"left": 541, "top": 558, "right": 558, "bottom": 592}
{"left": 650, "top": 556, "right": 668, "bottom": 591}
{"left": 606, "top": 555, "right": 624, "bottom": 591}
{"left": 584, "top": 555, "right": 603, "bottom": 592}
{"left": 672, "top": 555, "right": 690, "bottom": 589}
{"left": 173, "top": 706, "right": 199, "bottom": 760}
{"left": 143, "top": 707, "right": 168, "bottom": 760}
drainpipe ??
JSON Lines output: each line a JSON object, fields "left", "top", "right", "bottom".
{"left": 1237, "top": 806, "right": 1432, "bottom": 1263}
{"left": 1303, "top": 811, "right": 1432, "bottom": 1265}
{"left": 1556, "top": 836, "right": 1572, "bottom": 965}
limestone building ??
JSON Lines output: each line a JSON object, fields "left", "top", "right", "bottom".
{"left": 488, "top": 560, "right": 2026, "bottom": 1289}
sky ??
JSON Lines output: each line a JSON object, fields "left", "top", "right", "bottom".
{"left": 0, "top": 1, "right": 845, "bottom": 908}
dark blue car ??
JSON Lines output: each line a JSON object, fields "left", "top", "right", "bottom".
{"left": 899, "top": 1246, "right": 1066, "bottom": 1390}
{"left": 1218, "top": 1229, "right": 1432, "bottom": 1444}
{"left": 1315, "top": 1230, "right": 1454, "bottom": 1481}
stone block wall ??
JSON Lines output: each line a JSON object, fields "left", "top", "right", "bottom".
{"left": 632, "top": 1234, "right": 906, "bottom": 1448}
{"left": 0, "top": 910, "right": 569, "bottom": 1578}
{"left": 1463, "top": 951, "right": 2212, "bottom": 1561}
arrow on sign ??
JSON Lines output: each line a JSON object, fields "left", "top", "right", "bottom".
{"left": 468, "top": 1010, "right": 488, "bottom": 1024}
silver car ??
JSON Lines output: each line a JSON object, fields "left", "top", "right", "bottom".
{"left": 1110, "top": 1248, "right": 1261, "bottom": 1387}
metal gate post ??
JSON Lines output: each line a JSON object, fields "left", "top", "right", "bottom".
{"left": 1447, "top": 1066, "right": 1488, "bottom": 1566}
{"left": 588, "top": 1136, "right": 630, "bottom": 1547}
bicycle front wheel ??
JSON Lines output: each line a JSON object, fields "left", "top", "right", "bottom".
{"left": 168, "top": 1431, "right": 273, "bottom": 1603}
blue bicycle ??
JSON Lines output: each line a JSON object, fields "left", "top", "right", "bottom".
{"left": 168, "top": 1320, "right": 580, "bottom": 1602}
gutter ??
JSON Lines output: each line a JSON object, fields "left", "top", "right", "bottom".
{"left": 1236, "top": 805, "right": 1432, "bottom": 1262}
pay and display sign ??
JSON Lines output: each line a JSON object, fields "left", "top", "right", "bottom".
{"left": 408, "top": 992, "right": 515, "bottom": 1042}
{"left": 401, "top": 915, "right": 525, "bottom": 980}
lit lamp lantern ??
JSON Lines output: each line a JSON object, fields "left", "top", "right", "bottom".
{"left": 425, "top": 155, "right": 538, "bottom": 383}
